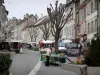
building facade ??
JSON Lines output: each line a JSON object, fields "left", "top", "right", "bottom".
{"left": 74, "top": 0, "right": 100, "bottom": 43}
{"left": 86, "top": 0, "right": 98, "bottom": 41}
{"left": 78, "top": 0, "right": 87, "bottom": 42}
{"left": 62, "top": 0, "right": 75, "bottom": 40}
{"left": 74, "top": 0, "right": 80, "bottom": 43}
{"left": 11, "top": 17, "right": 31, "bottom": 42}
{"left": 0, "top": 0, "right": 8, "bottom": 42}
{"left": 10, "top": 14, "right": 43, "bottom": 43}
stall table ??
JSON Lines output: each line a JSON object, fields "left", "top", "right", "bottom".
{"left": 40, "top": 54, "right": 66, "bottom": 65}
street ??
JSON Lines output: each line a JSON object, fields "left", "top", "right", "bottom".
{"left": 10, "top": 49, "right": 78, "bottom": 75}
{"left": 10, "top": 49, "right": 40, "bottom": 75}
{"left": 36, "top": 63, "right": 78, "bottom": 75}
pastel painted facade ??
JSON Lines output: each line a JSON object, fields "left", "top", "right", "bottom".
{"left": 62, "top": 1, "right": 75, "bottom": 40}
{"left": 86, "top": 0, "right": 98, "bottom": 41}
{"left": 10, "top": 14, "right": 43, "bottom": 43}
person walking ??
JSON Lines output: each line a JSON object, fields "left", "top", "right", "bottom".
{"left": 20, "top": 44, "right": 23, "bottom": 53}
{"left": 78, "top": 43, "right": 82, "bottom": 56}
{"left": 45, "top": 47, "right": 51, "bottom": 66}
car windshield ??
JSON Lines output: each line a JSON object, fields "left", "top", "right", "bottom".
{"left": 68, "top": 43, "right": 77, "bottom": 49}
{"left": 59, "top": 42, "right": 65, "bottom": 47}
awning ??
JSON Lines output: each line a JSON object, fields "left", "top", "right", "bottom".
{"left": 40, "top": 40, "right": 54, "bottom": 44}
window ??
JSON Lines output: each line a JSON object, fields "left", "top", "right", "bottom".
{"left": 95, "top": 0, "right": 97, "bottom": 11}
{"left": 91, "top": 21, "right": 93, "bottom": 33}
{"left": 77, "top": 13, "right": 79, "bottom": 23}
{"left": 78, "top": 26, "right": 80, "bottom": 33}
{"left": 69, "top": 27, "right": 71, "bottom": 36}
{"left": 0, "top": 21, "right": 1, "bottom": 30}
{"left": 88, "top": 23, "right": 90, "bottom": 34}
{"left": 91, "top": 2, "right": 93, "bottom": 13}
{"left": 70, "top": 26, "right": 71, "bottom": 36}
{"left": 71, "top": 12, "right": 73, "bottom": 20}
{"left": 66, "top": 27, "right": 68, "bottom": 36}
{"left": 87, "top": 5, "right": 90, "bottom": 16}
{"left": 93, "top": 21, "right": 95, "bottom": 32}
{"left": 95, "top": 19, "right": 97, "bottom": 32}
{"left": 90, "top": 22, "right": 92, "bottom": 33}
{"left": 82, "top": 9, "right": 84, "bottom": 19}
{"left": 76, "top": 13, "right": 78, "bottom": 23}
{"left": 72, "top": 26, "right": 73, "bottom": 36}
{"left": 68, "top": 27, "right": 69, "bottom": 36}
{"left": 80, "top": 10, "right": 82, "bottom": 21}
{"left": 84, "top": 8, "right": 86, "bottom": 18}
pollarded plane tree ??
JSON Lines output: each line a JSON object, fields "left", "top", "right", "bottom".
{"left": 47, "top": 0, "right": 75, "bottom": 53}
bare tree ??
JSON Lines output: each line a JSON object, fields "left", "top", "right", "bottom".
{"left": 28, "top": 27, "right": 34, "bottom": 42}
{"left": 47, "top": 0, "right": 74, "bottom": 53}
{"left": 28, "top": 27, "right": 40, "bottom": 42}
{"left": 39, "top": 16, "right": 50, "bottom": 40}
{"left": 26, "top": 14, "right": 39, "bottom": 42}
{"left": 39, "top": 23, "right": 50, "bottom": 41}
{"left": 32, "top": 27, "right": 40, "bottom": 42}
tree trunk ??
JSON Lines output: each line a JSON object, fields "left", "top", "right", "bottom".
{"left": 55, "top": 36, "right": 59, "bottom": 54}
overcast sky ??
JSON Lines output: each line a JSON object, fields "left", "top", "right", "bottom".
{"left": 4, "top": 0, "right": 66, "bottom": 19}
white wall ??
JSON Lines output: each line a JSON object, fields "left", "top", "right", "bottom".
{"left": 62, "top": 3, "right": 75, "bottom": 40}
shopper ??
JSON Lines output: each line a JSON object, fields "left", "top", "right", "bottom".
{"left": 78, "top": 43, "right": 82, "bottom": 56}
{"left": 45, "top": 47, "right": 51, "bottom": 66}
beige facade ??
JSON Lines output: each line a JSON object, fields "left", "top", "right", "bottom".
{"left": 62, "top": 1, "right": 75, "bottom": 40}
{"left": 86, "top": 0, "right": 98, "bottom": 41}
{"left": 11, "top": 18, "right": 31, "bottom": 42}
{"left": 10, "top": 14, "right": 43, "bottom": 43}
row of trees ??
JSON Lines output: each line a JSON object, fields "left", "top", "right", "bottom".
{"left": 27, "top": 15, "right": 50, "bottom": 42}
{"left": 27, "top": 0, "right": 76, "bottom": 53}
{"left": 28, "top": 27, "right": 40, "bottom": 42}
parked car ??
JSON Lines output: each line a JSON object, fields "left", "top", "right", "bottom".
{"left": 58, "top": 40, "right": 72, "bottom": 54}
{"left": 58, "top": 42, "right": 67, "bottom": 53}
{"left": 67, "top": 43, "right": 79, "bottom": 56}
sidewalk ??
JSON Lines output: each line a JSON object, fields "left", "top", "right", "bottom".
{"left": 67, "top": 55, "right": 84, "bottom": 62}
{"left": 36, "top": 63, "right": 78, "bottom": 75}
{"left": 67, "top": 57, "right": 77, "bottom": 62}
{"left": 0, "top": 51, "right": 15, "bottom": 54}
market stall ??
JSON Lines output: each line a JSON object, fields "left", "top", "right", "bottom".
{"left": 39, "top": 40, "right": 66, "bottom": 65}
{"left": 40, "top": 53, "right": 66, "bottom": 65}
{"left": 39, "top": 40, "right": 55, "bottom": 53}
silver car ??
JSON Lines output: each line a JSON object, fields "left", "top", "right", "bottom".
{"left": 67, "top": 43, "right": 79, "bottom": 56}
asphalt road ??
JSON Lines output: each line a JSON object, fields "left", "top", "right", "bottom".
{"left": 10, "top": 49, "right": 78, "bottom": 75}
{"left": 36, "top": 63, "right": 78, "bottom": 75}
{"left": 10, "top": 49, "right": 40, "bottom": 75}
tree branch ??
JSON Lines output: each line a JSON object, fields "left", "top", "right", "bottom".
{"left": 60, "top": 8, "right": 73, "bottom": 29}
